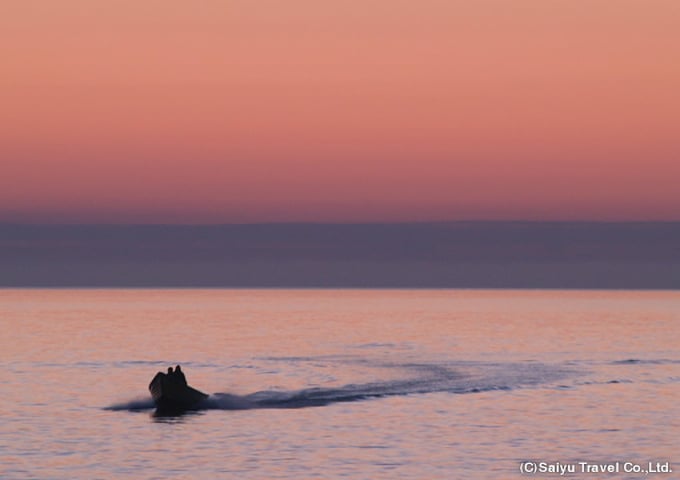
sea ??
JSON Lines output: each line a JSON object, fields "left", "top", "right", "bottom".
{"left": 1, "top": 289, "right": 678, "bottom": 479}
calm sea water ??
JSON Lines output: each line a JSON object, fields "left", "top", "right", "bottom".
{"left": 1, "top": 289, "right": 679, "bottom": 479}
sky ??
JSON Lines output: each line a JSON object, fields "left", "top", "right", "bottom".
{"left": 2, "top": 0, "right": 680, "bottom": 224}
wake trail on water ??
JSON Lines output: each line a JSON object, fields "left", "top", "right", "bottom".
{"left": 107, "top": 358, "right": 575, "bottom": 412}
{"left": 106, "top": 397, "right": 156, "bottom": 411}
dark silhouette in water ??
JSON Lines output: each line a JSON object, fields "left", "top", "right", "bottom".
{"left": 148, "top": 366, "right": 208, "bottom": 413}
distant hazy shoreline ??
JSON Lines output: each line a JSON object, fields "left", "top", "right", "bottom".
{"left": 2, "top": 222, "right": 679, "bottom": 289}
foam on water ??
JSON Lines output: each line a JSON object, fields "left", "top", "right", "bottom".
{"left": 107, "top": 358, "right": 575, "bottom": 412}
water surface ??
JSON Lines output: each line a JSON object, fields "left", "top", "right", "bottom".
{"left": 1, "top": 289, "right": 678, "bottom": 478}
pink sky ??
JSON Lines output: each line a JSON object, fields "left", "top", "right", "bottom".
{"left": 2, "top": 0, "right": 679, "bottom": 223}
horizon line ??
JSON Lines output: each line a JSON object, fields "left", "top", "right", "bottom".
{"left": 3, "top": 219, "right": 680, "bottom": 227}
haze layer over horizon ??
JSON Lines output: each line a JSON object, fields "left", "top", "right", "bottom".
{"left": 2, "top": 222, "right": 678, "bottom": 289}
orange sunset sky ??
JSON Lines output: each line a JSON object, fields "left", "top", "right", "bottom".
{"left": 2, "top": 0, "right": 679, "bottom": 223}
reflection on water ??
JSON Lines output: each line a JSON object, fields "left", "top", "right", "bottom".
{"left": 1, "top": 289, "right": 679, "bottom": 479}
{"left": 151, "top": 409, "right": 205, "bottom": 423}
